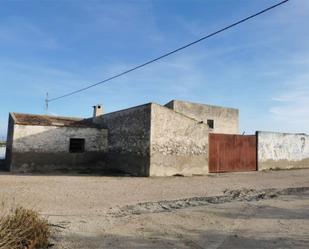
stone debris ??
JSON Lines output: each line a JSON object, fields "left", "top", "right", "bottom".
{"left": 111, "top": 186, "right": 309, "bottom": 217}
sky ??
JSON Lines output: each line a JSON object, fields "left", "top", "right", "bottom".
{"left": 0, "top": 0, "right": 308, "bottom": 138}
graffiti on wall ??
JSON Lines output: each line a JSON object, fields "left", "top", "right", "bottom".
{"left": 258, "top": 132, "right": 309, "bottom": 162}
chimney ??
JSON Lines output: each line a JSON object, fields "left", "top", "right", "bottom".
{"left": 93, "top": 104, "right": 103, "bottom": 123}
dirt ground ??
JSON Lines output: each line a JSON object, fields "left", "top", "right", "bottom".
{"left": 0, "top": 169, "right": 309, "bottom": 248}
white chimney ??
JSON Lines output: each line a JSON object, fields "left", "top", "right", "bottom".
{"left": 93, "top": 104, "right": 103, "bottom": 123}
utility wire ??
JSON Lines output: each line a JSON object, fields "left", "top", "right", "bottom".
{"left": 48, "top": 0, "right": 289, "bottom": 103}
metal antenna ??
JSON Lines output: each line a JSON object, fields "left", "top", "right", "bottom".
{"left": 45, "top": 92, "right": 49, "bottom": 114}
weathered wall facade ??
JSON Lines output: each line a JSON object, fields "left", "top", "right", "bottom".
{"left": 4, "top": 114, "right": 14, "bottom": 171}
{"left": 97, "top": 104, "right": 152, "bottom": 176}
{"left": 150, "top": 104, "right": 209, "bottom": 176}
{"left": 165, "top": 100, "right": 239, "bottom": 134}
{"left": 257, "top": 131, "right": 309, "bottom": 170}
{"left": 96, "top": 102, "right": 210, "bottom": 176}
{"left": 8, "top": 124, "right": 107, "bottom": 173}
{"left": 5, "top": 100, "right": 239, "bottom": 176}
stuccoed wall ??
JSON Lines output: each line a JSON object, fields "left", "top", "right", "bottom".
{"left": 150, "top": 103, "right": 209, "bottom": 176}
{"left": 98, "top": 104, "right": 152, "bottom": 176}
{"left": 12, "top": 125, "right": 107, "bottom": 152}
{"left": 10, "top": 124, "right": 107, "bottom": 173}
{"left": 257, "top": 131, "right": 309, "bottom": 170}
{"left": 165, "top": 100, "right": 239, "bottom": 134}
{"left": 4, "top": 114, "right": 14, "bottom": 171}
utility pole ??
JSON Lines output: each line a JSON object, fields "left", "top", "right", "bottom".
{"left": 45, "top": 92, "right": 49, "bottom": 114}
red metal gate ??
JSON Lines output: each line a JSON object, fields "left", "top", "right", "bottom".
{"left": 209, "top": 133, "right": 257, "bottom": 173}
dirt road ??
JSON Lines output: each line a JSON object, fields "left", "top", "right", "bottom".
{"left": 0, "top": 169, "right": 308, "bottom": 248}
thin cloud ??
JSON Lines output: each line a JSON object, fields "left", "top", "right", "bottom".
{"left": 270, "top": 72, "right": 309, "bottom": 132}
{"left": 0, "top": 19, "right": 59, "bottom": 49}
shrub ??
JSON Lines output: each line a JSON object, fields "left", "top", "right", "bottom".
{"left": 0, "top": 207, "right": 50, "bottom": 249}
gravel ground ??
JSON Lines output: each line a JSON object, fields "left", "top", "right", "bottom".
{"left": 0, "top": 169, "right": 308, "bottom": 248}
{"left": 0, "top": 169, "right": 308, "bottom": 216}
{"left": 51, "top": 188, "right": 309, "bottom": 249}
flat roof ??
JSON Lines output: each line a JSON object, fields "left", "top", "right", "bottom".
{"left": 165, "top": 99, "right": 239, "bottom": 111}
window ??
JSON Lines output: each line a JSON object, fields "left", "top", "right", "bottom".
{"left": 69, "top": 138, "right": 85, "bottom": 153}
{"left": 207, "top": 119, "right": 214, "bottom": 129}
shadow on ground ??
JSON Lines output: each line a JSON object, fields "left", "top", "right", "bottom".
{"left": 53, "top": 230, "right": 309, "bottom": 249}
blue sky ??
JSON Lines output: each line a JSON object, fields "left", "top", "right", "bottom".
{"left": 0, "top": 0, "right": 308, "bottom": 138}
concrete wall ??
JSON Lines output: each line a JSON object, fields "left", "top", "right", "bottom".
{"left": 257, "top": 131, "right": 309, "bottom": 170}
{"left": 165, "top": 100, "right": 239, "bottom": 134}
{"left": 0, "top": 146, "right": 5, "bottom": 159}
{"left": 0, "top": 146, "right": 5, "bottom": 170}
{"left": 4, "top": 114, "right": 14, "bottom": 171}
{"left": 150, "top": 103, "right": 209, "bottom": 176}
{"left": 8, "top": 124, "right": 107, "bottom": 173}
{"left": 97, "top": 104, "right": 152, "bottom": 176}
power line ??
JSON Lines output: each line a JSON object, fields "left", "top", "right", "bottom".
{"left": 48, "top": 0, "right": 289, "bottom": 103}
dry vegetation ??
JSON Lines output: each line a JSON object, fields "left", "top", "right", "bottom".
{"left": 0, "top": 206, "right": 50, "bottom": 249}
